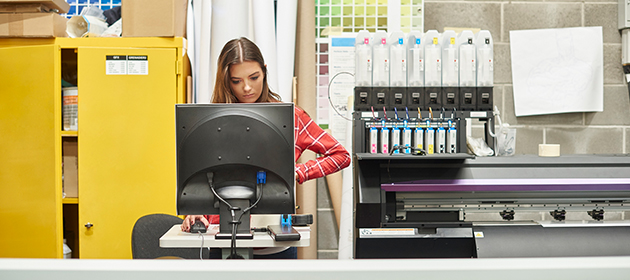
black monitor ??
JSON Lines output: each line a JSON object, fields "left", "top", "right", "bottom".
{"left": 175, "top": 103, "right": 295, "bottom": 238}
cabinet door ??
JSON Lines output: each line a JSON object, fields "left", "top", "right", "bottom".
{"left": 0, "top": 45, "right": 62, "bottom": 258}
{"left": 77, "top": 47, "right": 178, "bottom": 259}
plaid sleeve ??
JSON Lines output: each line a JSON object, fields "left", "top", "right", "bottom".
{"left": 294, "top": 108, "right": 351, "bottom": 184}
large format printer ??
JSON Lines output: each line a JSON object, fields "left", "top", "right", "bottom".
{"left": 352, "top": 112, "right": 630, "bottom": 258}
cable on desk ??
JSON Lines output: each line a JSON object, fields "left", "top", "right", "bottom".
{"left": 199, "top": 232, "right": 204, "bottom": 260}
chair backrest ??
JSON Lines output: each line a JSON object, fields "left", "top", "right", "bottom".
{"left": 131, "top": 213, "right": 206, "bottom": 259}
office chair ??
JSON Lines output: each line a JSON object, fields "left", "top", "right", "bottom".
{"left": 131, "top": 213, "right": 212, "bottom": 259}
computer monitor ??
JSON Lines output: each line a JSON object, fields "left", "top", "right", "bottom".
{"left": 175, "top": 103, "right": 295, "bottom": 238}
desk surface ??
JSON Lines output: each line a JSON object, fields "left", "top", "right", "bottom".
{"left": 160, "top": 225, "right": 310, "bottom": 248}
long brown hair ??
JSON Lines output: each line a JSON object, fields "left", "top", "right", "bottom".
{"left": 211, "top": 37, "right": 282, "bottom": 103}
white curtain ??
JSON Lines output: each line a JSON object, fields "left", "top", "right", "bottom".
{"left": 187, "top": 0, "right": 298, "bottom": 103}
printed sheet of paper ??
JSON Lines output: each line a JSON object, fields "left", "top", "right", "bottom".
{"left": 510, "top": 27, "right": 603, "bottom": 116}
{"left": 327, "top": 36, "right": 356, "bottom": 145}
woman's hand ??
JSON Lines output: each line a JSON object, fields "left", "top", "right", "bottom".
{"left": 181, "top": 215, "right": 209, "bottom": 232}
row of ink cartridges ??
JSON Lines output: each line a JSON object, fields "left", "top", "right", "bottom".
{"left": 354, "top": 29, "right": 493, "bottom": 112}
{"left": 359, "top": 108, "right": 463, "bottom": 155}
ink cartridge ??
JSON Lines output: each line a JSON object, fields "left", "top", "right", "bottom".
{"left": 447, "top": 127, "right": 457, "bottom": 153}
{"left": 414, "top": 127, "right": 424, "bottom": 151}
{"left": 369, "top": 127, "right": 378, "bottom": 154}
{"left": 436, "top": 127, "right": 446, "bottom": 154}
{"left": 391, "top": 127, "right": 401, "bottom": 154}
{"left": 381, "top": 127, "right": 390, "bottom": 154}
{"left": 425, "top": 127, "right": 435, "bottom": 154}
{"left": 403, "top": 127, "right": 412, "bottom": 154}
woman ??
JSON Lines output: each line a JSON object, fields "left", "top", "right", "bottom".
{"left": 181, "top": 37, "right": 350, "bottom": 258}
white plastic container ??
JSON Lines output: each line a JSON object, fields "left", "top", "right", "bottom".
{"left": 63, "top": 239, "right": 72, "bottom": 259}
{"left": 407, "top": 30, "right": 424, "bottom": 86}
{"left": 458, "top": 30, "right": 476, "bottom": 87}
{"left": 441, "top": 30, "right": 459, "bottom": 87}
{"left": 476, "top": 30, "right": 494, "bottom": 86}
{"left": 62, "top": 87, "right": 78, "bottom": 131}
{"left": 389, "top": 31, "right": 407, "bottom": 87}
{"left": 372, "top": 30, "right": 390, "bottom": 87}
{"left": 355, "top": 30, "right": 373, "bottom": 87}
{"left": 423, "top": 30, "right": 442, "bottom": 87}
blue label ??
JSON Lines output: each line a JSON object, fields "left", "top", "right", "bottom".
{"left": 416, "top": 38, "right": 421, "bottom": 45}
{"left": 398, "top": 38, "right": 403, "bottom": 45}
{"left": 331, "top": 37, "right": 356, "bottom": 47}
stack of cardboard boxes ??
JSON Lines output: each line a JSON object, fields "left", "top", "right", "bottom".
{"left": 0, "top": 0, "right": 69, "bottom": 37}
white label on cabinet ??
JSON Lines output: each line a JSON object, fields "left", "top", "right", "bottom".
{"left": 106, "top": 55, "right": 127, "bottom": 75}
{"left": 127, "top": 55, "right": 149, "bottom": 75}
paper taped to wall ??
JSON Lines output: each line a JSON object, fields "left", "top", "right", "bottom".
{"left": 510, "top": 27, "right": 603, "bottom": 117}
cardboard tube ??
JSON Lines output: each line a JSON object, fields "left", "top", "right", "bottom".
{"left": 295, "top": 0, "right": 316, "bottom": 259}
{"left": 324, "top": 129, "right": 343, "bottom": 228}
{"left": 296, "top": 151, "right": 317, "bottom": 259}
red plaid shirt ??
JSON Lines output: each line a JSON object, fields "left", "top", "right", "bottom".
{"left": 294, "top": 106, "right": 350, "bottom": 184}
{"left": 204, "top": 106, "right": 350, "bottom": 224}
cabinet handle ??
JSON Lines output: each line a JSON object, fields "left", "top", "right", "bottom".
{"left": 85, "top": 222, "right": 94, "bottom": 229}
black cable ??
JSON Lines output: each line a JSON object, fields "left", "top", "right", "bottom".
{"left": 207, "top": 172, "right": 264, "bottom": 259}
{"left": 229, "top": 183, "right": 263, "bottom": 259}
{"left": 327, "top": 71, "right": 355, "bottom": 121}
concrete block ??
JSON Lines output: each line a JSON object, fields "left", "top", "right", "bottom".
{"left": 585, "top": 3, "right": 621, "bottom": 44}
{"left": 494, "top": 43, "right": 512, "bottom": 84}
{"left": 505, "top": 3, "right": 581, "bottom": 43}
{"left": 604, "top": 44, "right": 624, "bottom": 85}
{"left": 424, "top": 2, "right": 501, "bottom": 40}
{"left": 546, "top": 127, "right": 623, "bottom": 154}
{"left": 514, "top": 127, "right": 545, "bottom": 155}
{"left": 585, "top": 85, "right": 630, "bottom": 125}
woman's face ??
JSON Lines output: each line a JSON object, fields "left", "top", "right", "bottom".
{"left": 229, "top": 61, "right": 264, "bottom": 103}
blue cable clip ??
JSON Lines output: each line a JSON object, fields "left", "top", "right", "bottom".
{"left": 257, "top": 171, "right": 266, "bottom": 184}
{"left": 281, "top": 214, "right": 292, "bottom": 227}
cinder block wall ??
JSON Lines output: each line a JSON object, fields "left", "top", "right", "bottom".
{"left": 317, "top": 1, "right": 627, "bottom": 258}
{"left": 425, "top": 0, "right": 627, "bottom": 154}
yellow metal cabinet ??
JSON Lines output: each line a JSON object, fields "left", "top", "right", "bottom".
{"left": 0, "top": 38, "right": 186, "bottom": 259}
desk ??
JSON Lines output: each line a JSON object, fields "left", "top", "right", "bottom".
{"left": 3, "top": 257, "right": 630, "bottom": 279}
{"left": 160, "top": 225, "right": 310, "bottom": 258}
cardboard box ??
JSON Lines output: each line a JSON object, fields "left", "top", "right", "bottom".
{"left": 0, "top": 12, "right": 68, "bottom": 37}
{"left": 122, "top": 0, "right": 186, "bottom": 37}
{"left": 63, "top": 139, "right": 78, "bottom": 198}
{"left": 0, "top": 3, "right": 52, "bottom": 13}
{"left": 63, "top": 139, "right": 77, "bottom": 157}
{"left": 63, "top": 156, "right": 78, "bottom": 198}
{"left": 0, "top": 0, "right": 70, "bottom": 13}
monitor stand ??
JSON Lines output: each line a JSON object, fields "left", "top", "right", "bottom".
{"left": 215, "top": 198, "right": 254, "bottom": 239}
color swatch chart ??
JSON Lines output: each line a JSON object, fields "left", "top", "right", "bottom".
{"left": 316, "top": 0, "right": 423, "bottom": 36}
{"left": 316, "top": 0, "right": 424, "bottom": 126}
